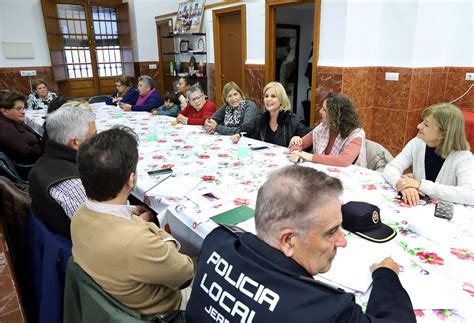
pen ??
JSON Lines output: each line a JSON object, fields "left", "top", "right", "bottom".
{"left": 144, "top": 173, "right": 173, "bottom": 194}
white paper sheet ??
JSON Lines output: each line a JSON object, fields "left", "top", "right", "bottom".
{"left": 400, "top": 272, "right": 459, "bottom": 310}
{"left": 406, "top": 206, "right": 459, "bottom": 244}
{"left": 147, "top": 176, "right": 202, "bottom": 197}
{"left": 320, "top": 237, "right": 393, "bottom": 293}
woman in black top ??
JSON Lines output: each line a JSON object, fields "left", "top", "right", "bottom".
{"left": 231, "top": 82, "right": 308, "bottom": 147}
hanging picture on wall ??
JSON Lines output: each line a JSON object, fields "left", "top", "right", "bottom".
{"left": 275, "top": 24, "right": 300, "bottom": 113}
{"left": 177, "top": 0, "right": 206, "bottom": 34}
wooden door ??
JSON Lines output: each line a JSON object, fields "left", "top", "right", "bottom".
{"left": 213, "top": 5, "right": 246, "bottom": 106}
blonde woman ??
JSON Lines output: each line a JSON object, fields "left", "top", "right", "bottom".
{"left": 231, "top": 82, "right": 307, "bottom": 147}
{"left": 204, "top": 81, "right": 258, "bottom": 135}
{"left": 384, "top": 103, "right": 473, "bottom": 205}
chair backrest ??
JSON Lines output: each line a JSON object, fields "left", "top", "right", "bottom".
{"left": 88, "top": 95, "right": 110, "bottom": 104}
{"left": 64, "top": 257, "right": 149, "bottom": 323}
{"left": 27, "top": 209, "right": 72, "bottom": 323}
{"left": 0, "top": 152, "right": 27, "bottom": 184}
{"left": 365, "top": 139, "right": 394, "bottom": 172}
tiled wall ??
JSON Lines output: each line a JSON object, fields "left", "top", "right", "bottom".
{"left": 0, "top": 66, "right": 57, "bottom": 95}
{"left": 244, "top": 64, "right": 266, "bottom": 110}
{"left": 315, "top": 66, "right": 474, "bottom": 156}
{"left": 134, "top": 61, "right": 162, "bottom": 95}
{"left": 207, "top": 63, "right": 265, "bottom": 110}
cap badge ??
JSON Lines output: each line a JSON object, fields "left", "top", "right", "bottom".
{"left": 372, "top": 211, "right": 379, "bottom": 224}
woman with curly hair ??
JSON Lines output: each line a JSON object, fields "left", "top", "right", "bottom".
{"left": 289, "top": 92, "right": 366, "bottom": 167}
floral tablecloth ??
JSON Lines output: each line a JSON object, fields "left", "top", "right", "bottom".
{"left": 25, "top": 104, "right": 474, "bottom": 322}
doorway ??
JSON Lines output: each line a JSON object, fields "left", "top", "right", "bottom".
{"left": 266, "top": 0, "right": 321, "bottom": 126}
{"left": 213, "top": 5, "right": 246, "bottom": 106}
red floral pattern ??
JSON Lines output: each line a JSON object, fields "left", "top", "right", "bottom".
{"left": 416, "top": 251, "right": 445, "bottom": 265}
{"left": 450, "top": 248, "right": 474, "bottom": 261}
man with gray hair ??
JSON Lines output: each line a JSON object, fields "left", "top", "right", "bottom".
{"left": 186, "top": 165, "right": 415, "bottom": 322}
{"left": 29, "top": 104, "right": 96, "bottom": 238}
{"left": 119, "top": 75, "right": 163, "bottom": 112}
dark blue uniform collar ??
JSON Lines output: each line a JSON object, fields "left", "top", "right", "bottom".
{"left": 238, "top": 232, "right": 314, "bottom": 280}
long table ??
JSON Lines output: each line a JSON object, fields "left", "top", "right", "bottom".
{"left": 26, "top": 104, "right": 474, "bottom": 322}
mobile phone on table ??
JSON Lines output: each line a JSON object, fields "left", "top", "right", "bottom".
{"left": 250, "top": 146, "right": 269, "bottom": 151}
{"left": 434, "top": 201, "right": 454, "bottom": 220}
{"left": 147, "top": 168, "right": 173, "bottom": 179}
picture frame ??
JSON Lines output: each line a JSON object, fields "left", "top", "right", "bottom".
{"left": 176, "top": 0, "right": 205, "bottom": 34}
{"left": 180, "top": 40, "right": 189, "bottom": 52}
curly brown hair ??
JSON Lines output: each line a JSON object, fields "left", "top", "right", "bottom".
{"left": 324, "top": 93, "right": 361, "bottom": 138}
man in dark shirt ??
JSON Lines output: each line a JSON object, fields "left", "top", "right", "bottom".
{"left": 186, "top": 165, "right": 415, "bottom": 322}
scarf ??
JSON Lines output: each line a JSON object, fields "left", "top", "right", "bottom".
{"left": 223, "top": 100, "right": 246, "bottom": 127}
{"left": 136, "top": 89, "right": 155, "bottom": 106}
{"left": 312, "top": 123, "right": 367, "bottom": 167}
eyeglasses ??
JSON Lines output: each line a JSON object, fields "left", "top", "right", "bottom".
{"left": 12, "top": 106, "right": 25, "bottom": 112}
{"left": 190, "top": 95, "right": 204, "bottom": 102}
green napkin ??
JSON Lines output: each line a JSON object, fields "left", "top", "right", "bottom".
{"left": 210, "top": 206, "right": 254, "bottom": 225}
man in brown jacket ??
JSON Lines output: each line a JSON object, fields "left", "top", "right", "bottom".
{"left": 71, "top": 126, "right": 194, "bottom": 315}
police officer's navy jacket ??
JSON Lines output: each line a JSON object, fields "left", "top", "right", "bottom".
{"left": 186, "top": 226, "right": 416, "bottom": 323}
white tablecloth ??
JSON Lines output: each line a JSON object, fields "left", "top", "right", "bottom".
{"left": 26, "top": 104, "right": 474, "bottom": 322}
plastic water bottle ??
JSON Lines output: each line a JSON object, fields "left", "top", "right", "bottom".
{"left": 147, "top": 119, "right": 158, "bottom": 142}
{"left": 237, "top": 136, "right": 253, "bottom": 165}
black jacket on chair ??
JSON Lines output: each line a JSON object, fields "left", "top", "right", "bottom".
{"left": 185, "top": 226, "right": 416, "bottom": 323}
{"left": 28, "top": 140, "right": 79, "bottom": 239}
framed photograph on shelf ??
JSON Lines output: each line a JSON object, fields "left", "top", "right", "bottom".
{"left": 180, "top": 40, "right": 189, "bottom": 52}
{"left": 176, "top": 0, "right": 205, "bottom": 33}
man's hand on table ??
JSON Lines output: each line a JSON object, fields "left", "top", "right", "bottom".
{"left": 370, "top": 257, "right": 400, "bottom": 275}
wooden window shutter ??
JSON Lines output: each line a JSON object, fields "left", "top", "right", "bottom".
{"left": 116, "top": 3, "right": 134, "bottom": 77}
{"left": 40, "top": 0, "right": 67, "bottom": 81}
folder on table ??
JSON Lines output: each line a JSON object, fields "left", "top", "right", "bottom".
{"left": 210, "top": 206, "right": 254, "bottom": 225}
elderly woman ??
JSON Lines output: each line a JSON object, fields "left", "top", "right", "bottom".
{"left": 0, "top": 92, "right": 42, "bottom": 164}
{"left": 26, "top": 79, "right": 57, "bottom": 110}
{"left": 176, "top": 76, "right": 192, "bottom": 109}
{"left": 204, "top": 82, "right": 259, "bottom": 135}
{"left": 231, "top": 81, "right": 307, "bottom": 147}
{"left": 176, "top": 84, "right": 216, "bottom": 125}
{"left": 119, "top": 75, "right": 163, "bottom": 112}
{"left": 105, "top": 75, "right": 139, "bottom": 106}
{"left": 384, "top": 103, "right": 473, "bottom": 206}
{"left": 289, "top": 93, "right": 366, "bottom": 167}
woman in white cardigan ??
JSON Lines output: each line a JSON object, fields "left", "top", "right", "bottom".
{"left": 384, "top": 103, "right": 473, "bottom": 206}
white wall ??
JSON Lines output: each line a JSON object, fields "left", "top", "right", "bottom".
{"left": 318, "top": 0, "right": 473, "bottom": 67}
{"left": 0, "top": 0, "right": 51, "bottom": 67}
{"left": 1, "top": 0, "right": 472, "bottom": 69}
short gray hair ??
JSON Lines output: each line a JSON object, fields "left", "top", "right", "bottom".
{"left": 138, "top": 75, "right": 155, "bottom": 89}
{"left": 255, "top": 166, "right": 343, "bottom": 243}
{"left": 46, "top": 106, "right": 96, "bottom": 146}
{"left": 187, "top": 84, "right": 204, "bottom": 99}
